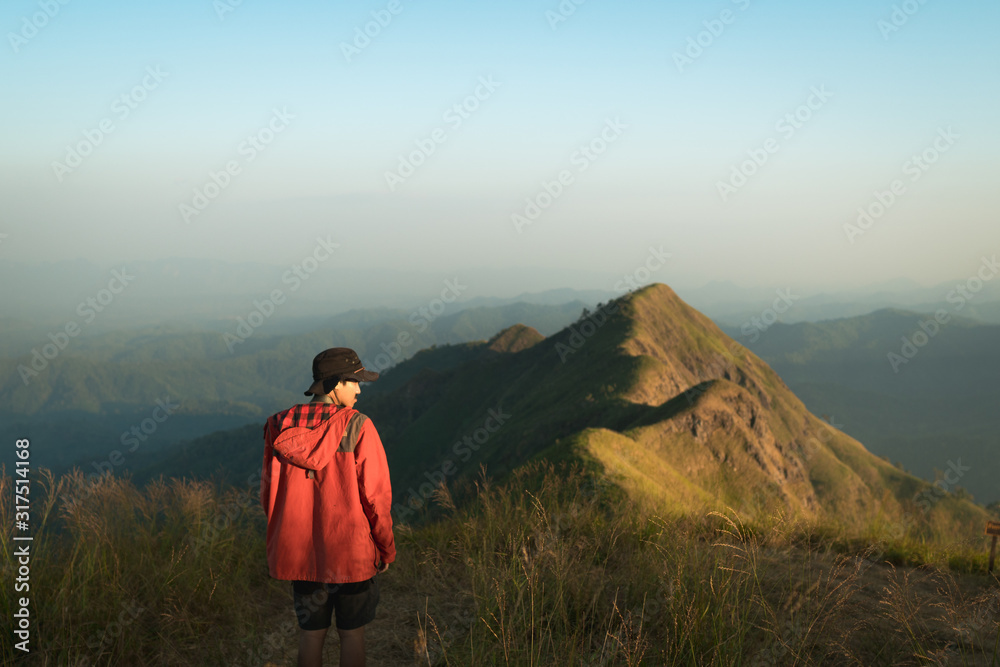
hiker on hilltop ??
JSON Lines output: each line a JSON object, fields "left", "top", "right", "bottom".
{"left": 260, "top": 347, "right": 395, "bottom": 667}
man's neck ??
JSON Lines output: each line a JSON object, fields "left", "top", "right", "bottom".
{"left": 311, "top": 394, "right": 341, "bottom": 406}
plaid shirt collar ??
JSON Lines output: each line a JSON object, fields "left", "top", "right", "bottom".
{"left": 274, "top": 402, "right": 343, "bottom": 431}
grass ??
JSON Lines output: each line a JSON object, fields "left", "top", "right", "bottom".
{"left": 1, "top": 466, "right": 294, "bottom": 666}
{"left": 1, "top": 462, "right": 998, "bottom": 666}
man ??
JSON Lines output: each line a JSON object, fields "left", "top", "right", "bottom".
{"left": 260, "top": 347, "right": 395, "bottom": 667}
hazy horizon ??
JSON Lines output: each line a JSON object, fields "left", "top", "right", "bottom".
{"left": 2, "top": 0, "right": 998, "bottom": 295}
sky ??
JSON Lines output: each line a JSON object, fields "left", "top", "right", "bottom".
{"left": 2, "top": 0, "right": 998, "bottom": 299}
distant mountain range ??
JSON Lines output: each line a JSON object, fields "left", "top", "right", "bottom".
{"left": 0, "top": 258, "right": 609, "bottom": 351}
{"left": 729, "top": 308, "right": 1000, "bottom": 507}
{"left": 3, "top": 258, "right": 999, "bottom": 357}
{"left": 683, "top": 275, "right": 1000, "bottom": 326}
{"left": 136, "top": 285, "right": 993, "bottom": 541}
{"left": 5, "top": 282, "right": 997, "bottom": 517}
{"left": 0, "top": 300, "right": 588, "bottom": 475}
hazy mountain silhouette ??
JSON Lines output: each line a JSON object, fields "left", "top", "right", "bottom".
{"left": 0, "top": 300, "right": 586, "bottom": 476}
{"left": 732, "top": 308, "right": 1000, "bottom": 505}
{"left": 143, "top": 284, "right": 988, "bottom": 539}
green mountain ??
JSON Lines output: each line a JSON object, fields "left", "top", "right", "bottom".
{"left": 143, "top": 284, "right": 991, "bottom": 542}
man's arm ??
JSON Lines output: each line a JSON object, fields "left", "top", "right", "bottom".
{"left": 354, "top": 420, "right": 396, "bottom": 566}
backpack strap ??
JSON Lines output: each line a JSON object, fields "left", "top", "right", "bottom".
{"left": 338, "top": 413, "right": 369, "bottom": 453}
{"left": 305, "top": 412, "right": 369, "bottom": 478}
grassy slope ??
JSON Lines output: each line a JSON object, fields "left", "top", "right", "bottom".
{"left": 361, "top": 284, "right": 993, "bottom": 543}
{"left": 4, "top": 463, "right": 997, "bottom": 666}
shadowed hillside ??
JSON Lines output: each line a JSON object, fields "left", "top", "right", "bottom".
{"left": 731, "top": 309, "right": 1000, "bottom": 507}
{"left": 356, "top": 284, "right": 991, "bottom": 541}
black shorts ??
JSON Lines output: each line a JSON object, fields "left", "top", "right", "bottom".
{"left": 292, "top": 577, "right": 380, "bottom": 631}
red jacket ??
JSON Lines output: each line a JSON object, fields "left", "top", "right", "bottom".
{"left": 260, "top": 403, "right": 395, "bottom": 583}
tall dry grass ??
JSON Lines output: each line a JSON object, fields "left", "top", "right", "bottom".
{"left": 1, "top": 466, "right": 293, "bottom": 666}
{"left": 1, "top": 462, "right": 997, "bottom": 666}
{"left": 403, "top": 462, "right": 999, "bottom": 666}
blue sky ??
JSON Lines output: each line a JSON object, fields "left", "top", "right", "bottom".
{"left": 2, "top": 0, "right": 998, "bottom": 297}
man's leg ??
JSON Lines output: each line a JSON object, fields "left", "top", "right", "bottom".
{"left": 297, "top": 627, "right": 328, "bottom": 667}
{"left": 337, "top": 626, "right": 365, "bottom": 667}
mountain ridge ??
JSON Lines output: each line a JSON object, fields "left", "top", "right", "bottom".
{"left": 128, "top": 284, "right": 994, "bottom": 541}
{"left": 357, "top": 283, "right": 990, "bottom": 538}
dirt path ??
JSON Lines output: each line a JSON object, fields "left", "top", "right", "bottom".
{"left": 258, "top": 567, "right": 451, "bottom": 667}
